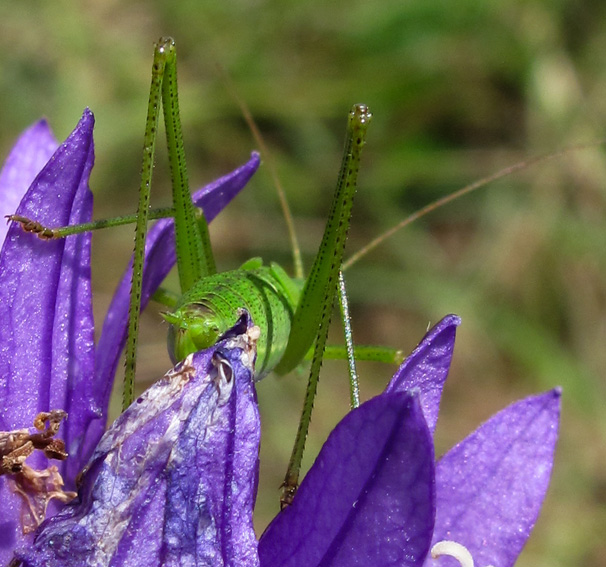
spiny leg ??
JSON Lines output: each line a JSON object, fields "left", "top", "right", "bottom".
{"left": 338, "top": 270, "right": 360, "bottom": 409}
{"left": 6, "top": 207, "right": 176, "bottom": 239}
{"left": 213, "top": 66, "right": 394, "bottom": 378}
{"left": 276, "top": 105, "right": 372, "bottom": 375}
{"left": 123, "top": 40, "right": 168, "bottom": 410}
{"left": 160, "top": 40, "right": 216, "bottom": 291}
{"left": 123, "top": 37, "right": 217, "bottom": 410}
{"left": 280, "top": 104, "right": 372, "bottom": 507}
{"left": 321, "top": 345, "right": 404, "bottom": 364}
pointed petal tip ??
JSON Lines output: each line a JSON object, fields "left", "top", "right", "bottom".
{"left": 553, "top": 387, "right": 562, "bottom": 412}
{"left": 539, "top": 387, "right": 562, "bottom": 422}
{"left": 77, "top": 108, "right": 95, "bottom": 130}
{"left": 435, "top": 313, "right": 461, "bottom": 330}
{"left": 417, "top": 314, "right": 461, "bottom": 350}
{"left": 28, "top": 118, "right": 55, "bottom": 139}
{"left": 528, "top": 388, "right": 562, "bottom": 414}
{"left": 386, "top": 314, "right": 461, "bottom": 433}
{"left": 245, "top": 151, "right": 261, "bottom": 172}
{"left": 53, "top": 109, "right": 95, "bottom": 168}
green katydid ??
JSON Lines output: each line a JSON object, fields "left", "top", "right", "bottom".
{"left": 8, "top": 37, "right": 389, "bottom": 504}
{"left": 9, "top": 37, "right": 604, "bottom": 506}
{"left": 125, "top": 41, "right": 382, "bottom": 505}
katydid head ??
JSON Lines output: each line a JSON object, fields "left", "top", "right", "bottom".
{"left": 163, "top": 304, "right": 225, "bottom": 364}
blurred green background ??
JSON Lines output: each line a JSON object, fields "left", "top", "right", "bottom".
{"left": 1, "top": 1, "right": 605, "bottom": 565}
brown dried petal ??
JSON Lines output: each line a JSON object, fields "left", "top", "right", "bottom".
{"left": 0, "top": 410, "right": 73, "bottom": 534}
{"left": 10, "top": 464, "right": 76, "bottom": 533}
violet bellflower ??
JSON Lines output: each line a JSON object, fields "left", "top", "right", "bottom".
{"left": 16, "top": 312, "right": 558, "bottom": 567}
{"left": 1, "top": 112, "right": 559, "bottom": 567}
{"left": 258, "top": 316, "right": 561, "bottom": 567}
{"left": 0, "top": 110, "right": 259, "bottom": 565}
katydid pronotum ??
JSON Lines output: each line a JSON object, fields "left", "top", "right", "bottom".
{"left": 8, "top": 37, "right": 603, "bottom": 507}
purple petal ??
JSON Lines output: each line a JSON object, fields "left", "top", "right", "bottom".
{"left": 259, "top": 392, "right": 435, "bottom": 567}
{"left": 0, "top": 120, "right": 58, "bottom": 244}
{"left": 429, "top": 389, "right": 561, "bottom": 567}
{"left": 0, "top": 110, "right": 95, "bottom": 564}
{"left": 385, "top": 315, "right": 460, "bottom": 435}
{"left": 18, "top": 319, "right": 261, "bottom": 567}
{"left": 85, "top": 153, "right": 261, "bottom": 462}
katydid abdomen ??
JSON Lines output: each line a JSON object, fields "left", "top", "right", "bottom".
{"left": 165, "top": 260, "right": 301, "bottom": 378}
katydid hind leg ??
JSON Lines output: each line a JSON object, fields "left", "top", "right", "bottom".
{"left": 275, "top": 104, "right": 372, "bottom": 376}
{"left": 6, "top": 207, "right": 176, "bottom": 239}
{"left": 160, "top": 39, "right": 217, "bottom": 291}
{"left": 124, "top": 37, "right": 218, "bottom": 410}
{"left": 122, "top": 39, "right": 168, "bottom": 410}
{"left": 280, "top": 104, "right": 372, "bottom": 506}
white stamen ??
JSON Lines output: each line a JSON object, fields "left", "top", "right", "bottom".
{"left": 431, "top": 540, "right": 495, "bottom": 567}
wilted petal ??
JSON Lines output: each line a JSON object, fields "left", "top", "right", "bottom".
{"left": 429, "top": 389, "right": 561, "bottom": 567}
{"left": 0, "top": 120, "right": 58, "bottom": 244}
{"left": 385, "top": 315, "right": 460, "bottom": 434}
{"left": 259, "top": 392, "right": 435, "bottom": 567}
{"left": 86, "top": 153, "right": 261, "bottom": 461}
{"left": 17, "top": 317, "right": 260, "bottom": 567}
{"left": 0, "top": 110, "right": 95, "bottom": 563}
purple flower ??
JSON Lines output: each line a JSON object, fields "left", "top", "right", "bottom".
{"left": 17, "top": 314, "right": 261, "bottom": 567}
{"left": 15, "top": 313, "right": 558, "bottom": 567}
{"left": 258, "top": 316, "right": 560, "bottom": 567}
{"left": 0, "top": 113, "right": 559, "bottom": 567}
{"left": 0, "top": 111, "right": 259, "bottom": 565}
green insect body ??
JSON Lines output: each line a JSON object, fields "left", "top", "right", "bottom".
{"left": 163, "top": 102, "right": 372, "bottom": 389}
{"left": 164, "top": 259, "right": 301, "bottom": 378}
{"left": 10, "top": 38, "right": 380, "bottom": 503}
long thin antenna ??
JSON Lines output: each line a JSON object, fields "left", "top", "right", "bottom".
{"left": 214, "top": 62, "right": 304, "bottom": 279}
{"left": 343, "top": 141, "right": 605, "bottom": 271}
